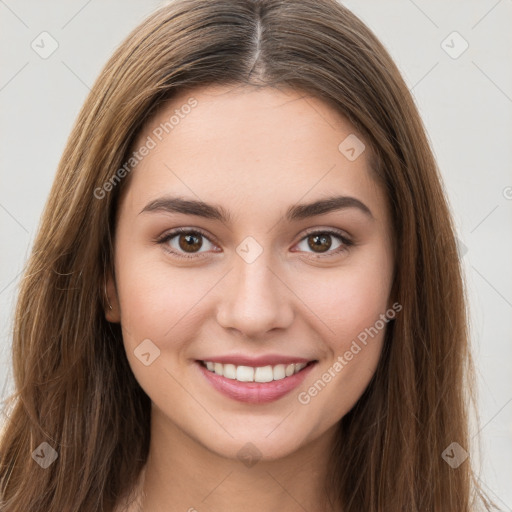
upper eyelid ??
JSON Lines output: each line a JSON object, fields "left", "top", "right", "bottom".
{"left": 301, "top": 226, "right": 351, "bottom": 240}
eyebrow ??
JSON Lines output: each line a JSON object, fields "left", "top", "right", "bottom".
{"left": 139, "top": 195, "right": 373, "bottom": 222}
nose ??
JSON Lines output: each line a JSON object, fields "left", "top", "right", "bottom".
{"left": 216, "top": 251, "right": 295, "bottom": 338}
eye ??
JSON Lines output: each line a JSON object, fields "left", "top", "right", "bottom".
{"left": 294, "top": 229, "right": 353, "bottom": 258}
{"left": 156, "top": 227, "right": 353, "bottom": 260}
{"left": 156, "top": 227, "right": 219, "bottom": 259}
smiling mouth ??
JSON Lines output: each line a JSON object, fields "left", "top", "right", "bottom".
{"left": 198, "top": 360, "right": 317, "bottom": 383}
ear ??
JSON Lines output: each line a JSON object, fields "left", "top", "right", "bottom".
{"left": 104, "top": 270, "right": 121, "bottom": 323}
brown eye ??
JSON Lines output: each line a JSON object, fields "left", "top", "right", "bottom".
{"left": 307, "top": 233, "right": 332, "bottom": 253}
{"left": 294, "top": 229, "right": 353, "bottom": 258}
{"left": 178, "top": 232, "right": 203, "bottom": 253}
{"left": 157, "top": 228, "right": 217, "bottom": 259}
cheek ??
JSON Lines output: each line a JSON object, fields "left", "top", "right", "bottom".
{"left": 296, "top": 274, "right": 389, "bottom": 424}
{"left": 325, "top": 278, "right": 387, "bottom": 380}
{"left": 298, "top": 257, "right": 392, "bottom": 343}
{"left": 295, "top": 249, "right": 392, "bottom": 403}
{"left": 114, "top": 244, "right": 221, "bottom": 353}
{"left": 117, "top": 265, "right": 186, "bottom": 340}
{"left": 114, "top": 252, "right": 202, "bottom": 395}
{"left": 113, "top": 239, "right": 175, "bottom": 340}
{"left": 297, "top": 253, "right": 392, "bottom": 417}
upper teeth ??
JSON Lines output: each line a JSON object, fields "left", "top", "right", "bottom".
{"left": 203, "top": 361, "right": 309, "bottom": 382}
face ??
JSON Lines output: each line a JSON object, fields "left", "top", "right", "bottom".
{"left": 106, "top": 84, "right": 395, "bottom": 461}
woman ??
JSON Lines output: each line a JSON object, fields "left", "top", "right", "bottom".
{"left": 0, "top": 0, "right": 497, "bottom": 510}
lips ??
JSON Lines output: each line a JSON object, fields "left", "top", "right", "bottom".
{"left": 195, "top": 357, "right": 317, "bottom": 404}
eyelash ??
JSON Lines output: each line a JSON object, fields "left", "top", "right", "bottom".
{"left": 155, "top": 227, "right": 354, "bottom": 260}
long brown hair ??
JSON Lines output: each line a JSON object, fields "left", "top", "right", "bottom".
{"left": 0, "top": 0, "right": 497, "bottom": 510}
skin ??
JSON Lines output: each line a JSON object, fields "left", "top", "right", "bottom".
{"left": 106, "top": 84, "right": 395, "bottom": 512}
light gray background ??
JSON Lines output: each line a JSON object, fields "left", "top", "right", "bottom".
{"left": 1, "top": 0, "right": 511, "bottom": 508}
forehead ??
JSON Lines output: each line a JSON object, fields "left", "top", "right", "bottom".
{"left": 120, "top": 84, "right": 386, "bottom": 222}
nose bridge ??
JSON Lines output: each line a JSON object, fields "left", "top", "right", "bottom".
{"left": 216, "top": 243, "right": 293, "bottom": 336}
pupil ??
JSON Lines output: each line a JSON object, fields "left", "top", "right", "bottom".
{"left": 310, "top": 234, "right": 331, "bottom": 252}
{"left": 179, "top": 233, "right": 202, "bottom": 252}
